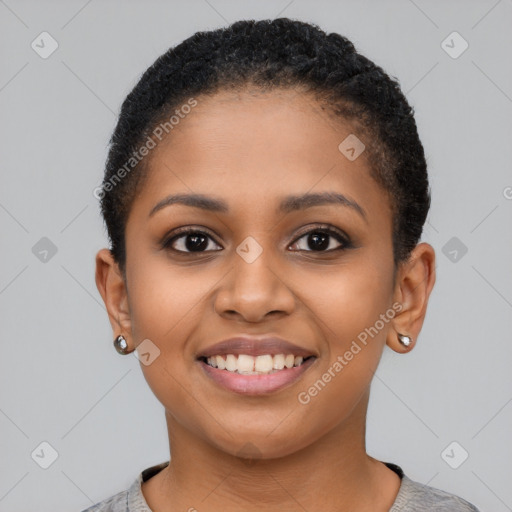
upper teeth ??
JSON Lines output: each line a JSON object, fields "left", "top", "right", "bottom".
{"left": 205, "top": 354, "right": 305, "bottom": 374}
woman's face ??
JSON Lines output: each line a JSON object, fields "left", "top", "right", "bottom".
{"left": 122, "top": 88, "right": 400, "bottom": 458}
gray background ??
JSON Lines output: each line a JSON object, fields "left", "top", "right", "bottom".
{"left": 1, "top": 0, "right": 511, "bottom": 510}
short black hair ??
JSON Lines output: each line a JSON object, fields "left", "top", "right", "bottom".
{"left": 99, "top": 17, "right": 430, "bottom": 274}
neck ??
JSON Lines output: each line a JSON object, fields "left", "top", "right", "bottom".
{"left": 143, "top": 389, "right": 400, "bottom": 512}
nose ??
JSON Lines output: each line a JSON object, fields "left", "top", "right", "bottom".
{"left": 213, "top": 247, "right": 295, "bottom": 323}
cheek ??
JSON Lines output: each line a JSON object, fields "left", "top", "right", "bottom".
{"left": 125, "top": 258, "right": 211, "bottom": 433}
{"left": 124, "top": 253, "right": 216, "bottom": 399}
{"left": 291, "top": 263, "right": 392, "bottom": 443}
{"left": 126, "top": 253, "right": 207, "bottom": 343}
{"left": 296, "top": 254, "right": 392, "bottom": 386}
{"left": 292, "top": 252, "right": 393, "bottom": 339}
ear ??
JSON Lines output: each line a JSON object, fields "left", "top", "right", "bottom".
{"left": 387, "top": 242, "right": 436, "bottom": 353}
{"left": 95, "top": 248, "right": 133, "bottom": 349}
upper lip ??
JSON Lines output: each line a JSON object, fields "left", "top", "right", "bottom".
{"left": 196, "top": 336, "right": 317, "bottom": 359}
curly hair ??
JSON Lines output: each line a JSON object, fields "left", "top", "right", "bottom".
{"left": 99, "top": 17, "right": 430, "bottom": 274}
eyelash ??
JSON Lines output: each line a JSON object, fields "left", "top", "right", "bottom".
{"left": 162, "top": 225, "right": 353, "bottom": 255}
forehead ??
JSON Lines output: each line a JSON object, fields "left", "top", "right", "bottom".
{"left": 130, "top": 88, "right": 391, "bottom": 225}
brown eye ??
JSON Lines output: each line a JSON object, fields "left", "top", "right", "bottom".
{"left": 290, "top": 228, "right": 351, "bottom": 252}
{"left": 164, "top": 230, "right": 222, "bottom": 253}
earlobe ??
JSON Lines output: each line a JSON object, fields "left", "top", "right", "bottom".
{"left": 95, "top": 249, "right": 133, "bottom": 348}
{"left": 387, "top": 242, "right": 436, "bottom": 353}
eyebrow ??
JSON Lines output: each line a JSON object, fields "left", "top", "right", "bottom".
{"left": 149, "top": 191, "right": 367, "bottom": 222}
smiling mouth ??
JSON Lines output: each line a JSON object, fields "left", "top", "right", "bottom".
{"left": 197, "top": 353, "right": 316, "bottom": 375}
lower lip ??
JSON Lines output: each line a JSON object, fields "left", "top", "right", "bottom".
{"left": 197, "top": 357, "right": 316, "bottom": 395}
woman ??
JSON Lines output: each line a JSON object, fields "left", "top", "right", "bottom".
{"left": 86, "top": 18, "right": 479, "bottom": 511}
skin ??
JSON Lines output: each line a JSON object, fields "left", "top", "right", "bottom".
{"left": 96, "top": 88, "right": 436, "bottom": 512}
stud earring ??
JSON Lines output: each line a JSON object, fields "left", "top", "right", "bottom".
{"left": 114, "top": 334, "right": 134, "bottom": 355}
{"left": 397, "top": 333, "right": 412, "bottom": 347}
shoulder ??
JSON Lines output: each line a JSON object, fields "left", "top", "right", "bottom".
{"left": 80, "top": 488, "right": 130, "bottom": 512}
{"left": 80, "top": 461, "right": 168, "bottom": 512}
{"left": 391, "top": 474, "right": 480, "bottom": 511}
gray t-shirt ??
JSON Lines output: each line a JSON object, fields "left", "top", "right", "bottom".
{"left": 81, "top": 461, "right": 480, "bottom": 511}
